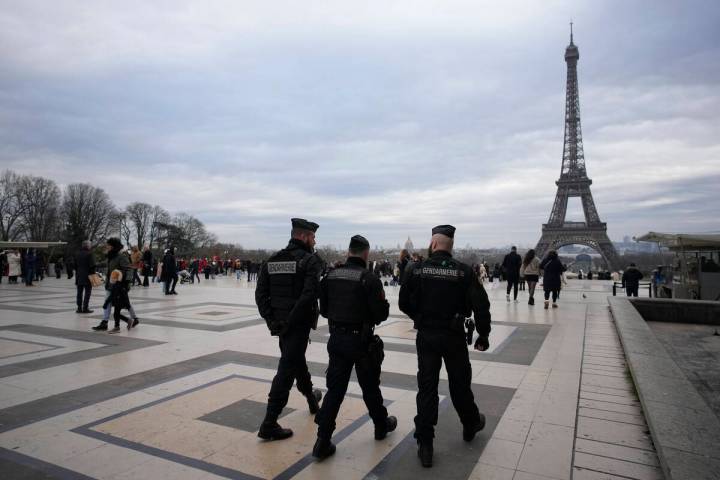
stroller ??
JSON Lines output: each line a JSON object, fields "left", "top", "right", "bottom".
{"left": 179, "top": 270, "right": 193, "bottom": 284}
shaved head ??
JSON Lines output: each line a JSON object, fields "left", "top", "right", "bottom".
{"left": 430, "top": 233, "right": 454, "bottom": 253}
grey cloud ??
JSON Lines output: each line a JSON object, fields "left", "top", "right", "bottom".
{"left": 1, "top": 0, "right": 719, "bottom": 249}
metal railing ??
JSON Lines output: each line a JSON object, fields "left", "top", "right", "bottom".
{"left": 612, "top": 281, "right": 652, "bottom": 297}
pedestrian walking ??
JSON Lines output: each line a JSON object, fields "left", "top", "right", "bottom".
{"left": 399, "top": 225, "right": 491, "bottom": 468}
{"left": 540, "top": 250, "right": 565, "bottom": 309}
{"left": 74, "top": 240, "right": 96, "bottom": 313}
{"left": 312, "top": 235, "right": 397, "bottom": 459}
{"left": 92, "top": 238, "right": 139, "bottom": 330}
{"left": 502, "top": 246, "right": 522, "bottom": 302}
{"left": 102, "top": 269, "right": 137, "bottom": 333}
{"left": 255, "top": 218, "right": 324, "bottom": 441}
{"left": 520, "top": 249, "right": 541, "bottom": 305}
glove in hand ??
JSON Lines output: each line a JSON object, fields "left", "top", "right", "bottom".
{"left": 474, "top": 336, "right": 490, "bottom": 352}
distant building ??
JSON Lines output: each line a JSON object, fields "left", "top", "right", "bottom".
{"left": 404, "top": 237, "right": 414, "bottom": 253}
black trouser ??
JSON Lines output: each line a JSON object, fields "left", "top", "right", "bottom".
{"left": 76, "top": 284, "right": 92, "bottom": 310}
{"left": 164, "top": 275, "right": 178, "bottom": 294}
{"left": 113, "top": 307, "right": 129, "bottom": 328}
{"left": 132, "top": 269, "right": 142, "bottom": 286}
{"left": 544, "top": 289, "right": 559, "bottom": 302}
{"left": 315, "top": 332, "right": 387, "bottom": 439}
{"left": 626, "top": 285, "right": 639, "bottom": 297}
{"left": 506, "top": 277, "right": 519, "bottom": 299}
{"left": 415, "top": 328, "right": 481, "bottom": 443}
{"left": 266, "top": 324, "right": 314, "bottom": 420}
{"left": 191, "top": 270, "right": 200, "bottom": 283}
{"left": 143, "top": 273, "right": 150, "bottom": 287}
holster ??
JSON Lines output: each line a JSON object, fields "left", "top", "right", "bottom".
{"left": 367, "top": 334, "right": 385, "bottom": 368}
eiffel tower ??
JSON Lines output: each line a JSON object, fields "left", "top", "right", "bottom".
{"left": 535, "top": 25, "right": 620, "bottom": 271}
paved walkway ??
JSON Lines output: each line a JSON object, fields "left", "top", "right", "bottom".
{"left": 0, "top": 275, "right": 662, "bottom": 479}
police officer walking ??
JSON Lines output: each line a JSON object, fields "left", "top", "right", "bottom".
{"left": 399, "top": 225, "right": 491, "bottom": 468}
{"left": 255, "top": 218, "right": 325, "bottom": 440}
{"left": 312, "top": 235, "right": 397, "bottom": 459}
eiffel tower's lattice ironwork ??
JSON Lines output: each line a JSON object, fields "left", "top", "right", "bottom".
{"left": 535, "top": 26, "right": 620, "bottom": 271}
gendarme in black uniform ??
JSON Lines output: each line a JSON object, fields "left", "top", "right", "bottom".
{"left": 255, "top": 218, "right": 325, "bottom": 440}
{"left": 312, "top": 235, "right": 397, "bottom": 460}
{"left": 399, "top": 225, "right": 492, "bottom": 468}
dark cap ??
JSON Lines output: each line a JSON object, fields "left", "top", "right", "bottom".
{"left": 291, "top": 218, "right": 319, "bottom": 232}
{"left": 431, "top": 225, "right": 456, "bottom": 238}
{"left": 349, "top": 234, "right": 370, "bottom": 251}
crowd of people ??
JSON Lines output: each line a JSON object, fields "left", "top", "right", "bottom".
{"left": 0, "top": 234, "right": 656, "bottom": 343}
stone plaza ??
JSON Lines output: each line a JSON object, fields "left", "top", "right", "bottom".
{"left": 0, "top": 275, "right": 669, "bottom": 479}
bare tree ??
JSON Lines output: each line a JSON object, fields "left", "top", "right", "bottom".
{"left": 62, "top": 183, "right": 117, "bottom": 249}
{"left": 16, "top": 175, "right": 62, "bottom": 241}
{"left": 147, "top": 205, "right": 170, "bottom": 250}
{"left": 0, "top": 170, "right": 26, "bottom": 241}
{"left": 119, "top": 212, "right": 134, "bottom": 248}
{"left": 154, "top": 212, "right": 215, "bottom": 254}
{"left": 125, "top": 202, "right": 154, "bottom": 248}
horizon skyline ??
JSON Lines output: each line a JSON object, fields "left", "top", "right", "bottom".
{"left": 1, "top": 1, "right": 719, "bottom": 250}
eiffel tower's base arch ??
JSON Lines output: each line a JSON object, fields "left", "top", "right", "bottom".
{"left": 535, "top": 230, "right": 621, "bottom": 272}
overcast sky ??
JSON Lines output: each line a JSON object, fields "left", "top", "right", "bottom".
{"left": 1, "top": 1, "right": 718, "bottom": 249}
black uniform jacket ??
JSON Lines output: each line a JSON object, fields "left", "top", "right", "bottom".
{"left": 255, "top": 238, "right": 324, "bottom": 328}
{"left": 399, "top": 250, "right": 491, "bottom": 337}
{"left": 320, "top": 256, "right": 389, "bottom": 327}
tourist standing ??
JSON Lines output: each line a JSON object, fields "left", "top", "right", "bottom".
{"left": 622, "top": 263, "right": 643, "bottom": 297}
{"left": 142, "top": 245, "right": 153, "bottom": 287}
{"left": 162, "top": 248, "right": 178, "bottom": 295}
{"left": 520, "top": 249, "right": 541, "bottom": 305}
{"left": 130, "top": 246, "right": 143, "bottom": 286}
{"left": 502, "top": 246, "right": 522, "bottom": 302}
{"left": 74, "top": 241, "right": 96, "bottom": 313}
{"left": 7, "top": 250, "right": 21, "bottom": 283}
{"left": 0, "top": 250, "right": 6, "bottom": 284}
{"left": 540, "top": 250, "right": 565, "bottom": 309}
{"left": 24, "top": 249, "right": 36, "bottom": 286}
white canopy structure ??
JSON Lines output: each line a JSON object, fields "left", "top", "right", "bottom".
{"left": 634, "top": 232, "right": 720, "bottom": 251}
{"left": 0, "top": 241, "right": 67, "bottom": 249}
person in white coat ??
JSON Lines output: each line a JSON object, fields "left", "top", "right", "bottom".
{"left": 7, "top": 250, "right": 22, "bottom": 284}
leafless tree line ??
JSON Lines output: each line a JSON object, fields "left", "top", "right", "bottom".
{"left": 0, "top": 170, "right": 217, "bottom": 253}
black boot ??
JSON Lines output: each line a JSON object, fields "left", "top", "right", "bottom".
{"left": 463, "top": 413, "right": 486, "bottom": 442}
{"left": 417, "top": 441, "right": 433, "bottom": 468}
{"left": 311, "top": 437, "right": 336, "bottom": 460}
{"left": 257, "top": 420, "right": 293, "bottom": 441}
{"left": 374, "top": 415, "right": 398, "bottom": 440}
{"left": 92, "top": 322, "right": 108, "bottom": 331}
{"left": 307, "top": 388, "right": 322, "bottom": 414}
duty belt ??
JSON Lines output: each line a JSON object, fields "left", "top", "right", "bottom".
{"left": 329, "top": 324, "right": 362, "bottom": 335}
